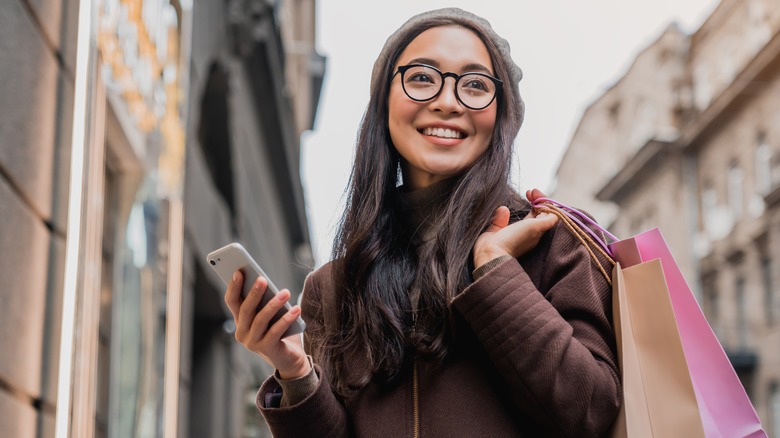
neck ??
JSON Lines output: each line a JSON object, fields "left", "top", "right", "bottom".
{"left": 399, "top": 177, "right": 458, "bottom": 244}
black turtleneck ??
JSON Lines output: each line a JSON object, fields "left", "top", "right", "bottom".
{"left": 397, "top": 177, "right": 458, "bottom": 245}
{"left": 397, "top": 178, "right": 460, "bottom": 314}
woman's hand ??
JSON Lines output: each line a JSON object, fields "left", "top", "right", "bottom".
{"left": 473, "top": 189, "right": 558, "bottom": 269}
{"left": 225, "top": 272, "right": 311, "bottom": 379}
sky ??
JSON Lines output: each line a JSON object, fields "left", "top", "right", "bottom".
{"left": 300, "top": 0, "right": 720, "bottom": 266}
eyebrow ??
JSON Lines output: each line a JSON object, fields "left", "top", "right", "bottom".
{"left": 405, "top": 57, "right": 494, "bottom": 75}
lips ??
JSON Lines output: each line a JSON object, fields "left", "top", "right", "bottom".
{"left": 419, "top": 126, "right": 466, "bottom": 139}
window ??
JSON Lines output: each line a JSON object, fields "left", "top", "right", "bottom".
{"left": 704, "top": 281, "right": 718, "bottom": 320}
{"left": 756, "top": 134, "right": 772, "bottom": 195}
{"left": 702, "top": 184, "right": 717, "bottom": 217}
{"left": 703, "top": 276, "right": 719, "bottom": 330}
{"left": 728, "top": 163, "right": 744, "bottom": 220}
{"left": 629, "top": 100, "right": 657, "bottom": 151}
{"left": 764, "top": 255, "right": 776, "bottom": 324}
{"left": 736, "top": 276, "right": 748, "bottom": 348}
{"left": 702, "top": 183, "right": 719, "bottom": 237}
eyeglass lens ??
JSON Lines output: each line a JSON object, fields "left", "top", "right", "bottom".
{"left": 401, "top": 65, "right": 497, "bottom": 110}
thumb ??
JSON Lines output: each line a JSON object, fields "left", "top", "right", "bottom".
{"left": 486, "top": 206, "right": 511, "bottom": 232}
{"left": 535, "top": 211, "right": 559, "bottom": 229}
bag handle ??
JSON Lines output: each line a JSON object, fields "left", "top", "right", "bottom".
{"left": 533, "top": 202, "right": 615, "bottom": 285}
{"left": 532, "top": 197, "right": 619, "bottom": 256}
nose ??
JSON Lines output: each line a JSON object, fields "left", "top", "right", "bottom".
{"left": 430, "top": 77, "right": 464, "bottom": 113}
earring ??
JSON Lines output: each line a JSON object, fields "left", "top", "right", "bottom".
{"left": 396, "top": 160, "right": 404, "bottom": 187}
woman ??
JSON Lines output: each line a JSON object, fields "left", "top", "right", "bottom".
{"left": 225, "top": 8, "right": 620, "bottom": 437}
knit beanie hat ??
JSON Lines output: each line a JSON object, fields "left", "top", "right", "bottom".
{"left": 370, "top": 8, "right": 524, "bottom": 131}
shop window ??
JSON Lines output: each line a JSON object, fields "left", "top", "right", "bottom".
{"left": 96, "top": 162, "right": 119, "bottom": 438}
{"left": 198, "top": 62, "right": 237, "bottom": 225}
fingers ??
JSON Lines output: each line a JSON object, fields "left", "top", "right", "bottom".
{"left": 224, "top": 270, "right": 243, "bottom": 319}
{"left": 526, "top": 188, "right": 548, "bottom": 203}
{"left": 247, "top": 288, "right": 293, "bottom": 343}
{"left": 535, "top": 211, "right": 559, "bottom": 230}
{"left": 228, "top": 280, "right": 307, "bottom": 373}
{"left": 235, "top": 276, "right": 268, "bottom": 342}
{"left": 527, "top": 188, "right": 552, "bottom": 220}
{"left": 233, "top": 279, "right": 298, "bottom": 346}
{"left": 486, "top": 206, "right": 511, "bottom": 232}
{"left": 263, "top": 300, "right": 303, "bottom": 341}
{"left": 516, "top": 211, "right": 559, "bottom": 253}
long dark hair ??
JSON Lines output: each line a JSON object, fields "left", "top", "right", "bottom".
{"left": 317, "top": 16, "right": 527, "bottom": 396}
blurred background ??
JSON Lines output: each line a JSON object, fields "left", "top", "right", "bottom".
{"left": 1, "top": 0, "right": 779, "bottom": 436}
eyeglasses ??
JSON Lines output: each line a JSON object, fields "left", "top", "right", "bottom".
{"left": 394, "top": 64, "right": 502, "bottom": 110}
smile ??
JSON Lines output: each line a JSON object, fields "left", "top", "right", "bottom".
{"left": 420, "top": 127, "right": 466, "bottom": 139}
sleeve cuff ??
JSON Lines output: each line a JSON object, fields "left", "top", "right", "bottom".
{"left": 272, "top": 356, "right": 319, "bottom": 408}
{"left": 472, "top": 255, "right": 514, "bottom": 281}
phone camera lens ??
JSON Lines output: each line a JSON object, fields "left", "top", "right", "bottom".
{"left": 209, "top": 259, "right": 216, "bottom": 266}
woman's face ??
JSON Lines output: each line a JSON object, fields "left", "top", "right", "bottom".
{"left": 388, "top": 25, "right": 498, "bottom": 190}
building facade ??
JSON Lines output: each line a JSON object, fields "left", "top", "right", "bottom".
{"left": 554, "top": 0, "right": 780, "bottom": 434}
{"left": 0, "top": 0, "right": 322, "bottom": 436}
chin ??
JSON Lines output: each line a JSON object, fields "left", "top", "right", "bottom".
{"left": 426, "top": 169, "right": 462, "bottom": 181}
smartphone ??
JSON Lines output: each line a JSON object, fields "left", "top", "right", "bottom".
{"left": 207, "top": 242, "right": 306, "bottom": 338}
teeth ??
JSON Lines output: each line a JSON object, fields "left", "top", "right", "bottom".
{"left": 423, "top": 127, "right": 464, "bottom": 139}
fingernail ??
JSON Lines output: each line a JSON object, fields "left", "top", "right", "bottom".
{"left": 232, "top": 271, "right": 239, "bottom": 282}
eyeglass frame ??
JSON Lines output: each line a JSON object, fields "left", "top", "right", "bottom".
{"left": 392, "top": 63, "right": 503, "bottom": 110}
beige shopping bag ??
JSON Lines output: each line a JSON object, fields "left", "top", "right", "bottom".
{"left": 609, "top": 262, "right": 649, "bottom": 437}
{"left": 610, "top": 260, "right": 705, "bottom": 438}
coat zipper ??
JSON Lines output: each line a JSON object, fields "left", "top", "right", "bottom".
{"left": 411, "top": 305, "right": 420, "bottom": 438}
{"left": 413, "top": 356, "right": 420, "bottom": 438}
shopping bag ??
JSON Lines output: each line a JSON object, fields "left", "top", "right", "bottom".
{"left": 611, "top": 260, "right": 705, "bottom": 437}
{"left": 533, "top": 199, "right": 767, "bottom": 438}
{"left": 607, "top": 262, "right": 647, "bottom": 438}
